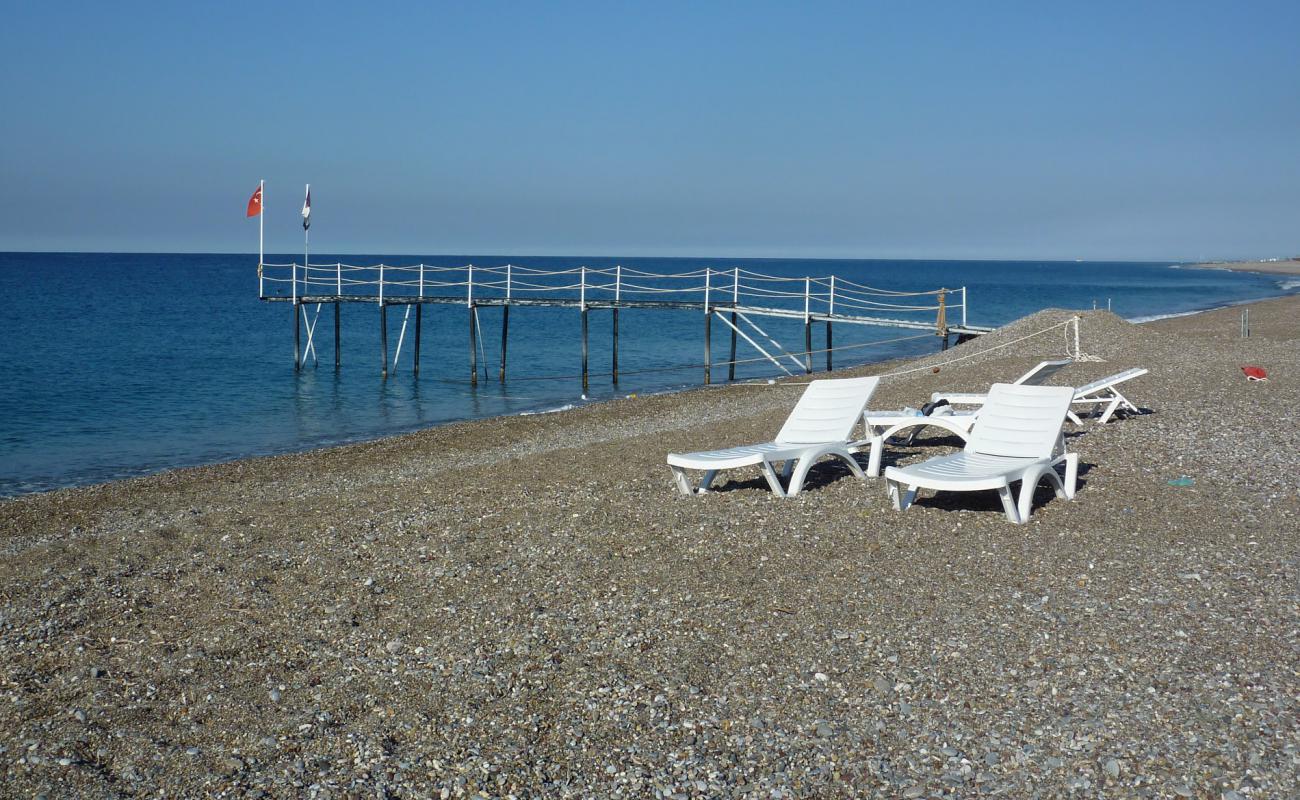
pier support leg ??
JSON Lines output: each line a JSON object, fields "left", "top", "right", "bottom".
{"left": 581, "top": 306, "right": 589, "bottom": 391}
{"left": 825, "top": 321, "right": 833, "bottom": 372}
{"left": 414, "top": 303, "right": 422, "bottom": 375}
{"left": 728, "top": 310, "right": 737, "bottom": 381}
{"left": 499, "top": 305, "right": 509, "bottom": 382}
{"left": 334, "top": 302, "right": 341, "bottom": 368}
{"left": 469, "top": 304, "right": 478, "bottom": 386}
{"left": 804, "top": 319, "right": 813, "bottom": 374}
{"left": 380, "top": 304, "right": 389, "bottom": 378}
{"left": 611, "top": 308, "right": 619, "bottom": 384}
{"left": 704, "top": 308, "right": 712, "bottom": 385}
{"left": 294, "top": 301, "right": 301, "bottom": 371}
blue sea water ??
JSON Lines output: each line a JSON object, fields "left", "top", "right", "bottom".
{"left": 0, "top": 252, "right": 1294, "bottom": 496}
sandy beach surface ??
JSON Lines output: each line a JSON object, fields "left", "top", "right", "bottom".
{"left": 2, "top": 295, "right": 1297, "bottom": 798}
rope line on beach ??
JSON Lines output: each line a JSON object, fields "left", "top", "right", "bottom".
{"left": 880, "top": 317, "right": 1097, "bottom": 378}
{"left": 493, "top": 332, "right": 936, "bottom": 382}
{"left": 760, "top": 317, "right": 1098, "bottom": 387}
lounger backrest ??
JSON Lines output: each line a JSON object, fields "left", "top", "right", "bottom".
{"left": 967, "top": 383, "right": 1074, "bottom": 459}
{"left": 1015, "top": 358, "right": 1073, "bottom": 386}
{"left": 1072, "top": 367, "right": 1148, "bottom": 397}
{"left": 775, "top": 376, "right": 880, "bottom": 444}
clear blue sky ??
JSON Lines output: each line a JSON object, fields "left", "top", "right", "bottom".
{"left": 2, "top": 1, "right": 1297, "bottom": 260}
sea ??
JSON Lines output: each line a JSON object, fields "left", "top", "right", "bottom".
{"left": 1, "top": 252, "right": 1295, "bottom": 497}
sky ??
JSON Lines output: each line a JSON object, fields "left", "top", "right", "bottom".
{"left": 1, "top": 1, "right": 1298, "bottom": 261}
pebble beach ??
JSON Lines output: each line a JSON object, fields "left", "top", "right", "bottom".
{"left": 1, "top": 295, "right": 1297, "bottom": 798}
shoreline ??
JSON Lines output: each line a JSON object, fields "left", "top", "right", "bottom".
{"left": 4, "top": 283, "right": 1298, "bottom": 502}
{"left": 1182, "top": 257, "right": 1300, "bottom": 276}
{"left": 2, "top": 294, "right": 1297, "bottom": 795}
{"left": 2, "top": 282, "right": 1300, "bottom": 504}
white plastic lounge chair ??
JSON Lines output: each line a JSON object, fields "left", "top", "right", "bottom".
{"left": 881, "top": 383, "right": 1077, "bottom": 524}
{"left": 929, "top": 358, "right": 1072, "bottom": 407}
{"left": 859, "top": 362, "right": 1071, "bottom": 468}
{"left": 667, "top": 375, "right": 880, "bottom": 498}
{"left": 1069, "top": 368, "right": 1148, "bottom": 424}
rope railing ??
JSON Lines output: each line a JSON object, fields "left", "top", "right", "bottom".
{"left": 259, "top": 261, "right": 970, "bottom": 325}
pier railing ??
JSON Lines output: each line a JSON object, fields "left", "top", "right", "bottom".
{"left": 260, "top": 261, "right": 969, "bottom": 329}
{"left": 258, "top": 261, "right": 984, "bottom": 383}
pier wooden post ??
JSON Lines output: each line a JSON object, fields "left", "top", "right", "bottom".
{"left": 704, "top": 308, "right": 712, "bottom": 384}
{"left": 581, "top": 306, "right": 589, "bottom": 391}
{"left": 825, "top": 321, "right": 833, "bottom": 372}
{"left": 803, "top": 319, "right": 813, "bottom": 374}
{"left": 469, "top": 304, "right": 478, "bottom": 386}
{"left": 380, "top": 303, "right": 389, "bottom": 378}
{"left": 334, "top": 302, "right": 341, "bottom": 368}
{"left": 294, "top": 301, "right": 301, "bottom": 371}
{"left": 728, "top": 310, "right": 737, "bottom": 381}
{"left": 611, "top": 308, "right": 619, "bottom": 384}
{"left": 937, "top": 289, "right": 950, "bottom": 352}
{"left": 413, "top": 303, "right": 422, "bottom": 375}
{"left": 499, "top": 305, "right": 509, "bottom": 382}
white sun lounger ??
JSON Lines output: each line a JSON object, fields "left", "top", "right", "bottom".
{"left": 881, "top": 383, "right": 1077, "bottom": 524}
{"left": 667, "top": 375, "right": 880, "bottom": 498}
{"left": 859, "top": 360, "right": 1072, "bottom": 471}
{"left": 1069, "top": 368, "right": 1148, "bottom": 424}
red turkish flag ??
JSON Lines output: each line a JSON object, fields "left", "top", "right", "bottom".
{"left": 246, "top": 185, "right": 263, "bottom": 217}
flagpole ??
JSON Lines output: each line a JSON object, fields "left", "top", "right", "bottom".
{"left": 304, "top": 183, "right": 310, "bottom": 290}
{"left": 258, "top": 179, "right": 264, "bottom": 296}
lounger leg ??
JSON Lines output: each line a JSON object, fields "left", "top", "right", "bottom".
{"left": 780, "top": 460, "right": 796, "bottom": 481}
{"left": 998, "top": 486, "right": 1022, "bottom": 524}
{"left": 787, "top": 458, "right": 811, "bottom": 497}
{"left": 1063, "top": 453, "right": 1078, "bottom": 499}
{"left": 699, "top": 469, "right": 720, "bottom": 493}
{"left": 670, "top": 467, "right": 695, "bottom": 497}
{"left": 787, "top": 452, "right": 865, "bottom": 497}
{"left": 887, "top": 480, "right": 916, "bottom": 511}
{"left": 1099, "top": 395, "right": 1123, "bottom": 424}
{"left": 867, "top": 436, "right": 884, "bottom": 478}
{"left": 760, "top": 460, "right": 789, "bottom": 497}
{"left": 1067, "top": 410, "right": 1084, "bottom": 426}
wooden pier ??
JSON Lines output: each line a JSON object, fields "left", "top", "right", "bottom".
{"left": 258, "top": 262, "right": 991, "bottom": 385}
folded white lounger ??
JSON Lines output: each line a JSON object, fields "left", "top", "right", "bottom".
{"left": 932, "top": 363, "right": 1146, "bottom": 425}
{"left": 928, "top": 358, "right": 1072, "bottom": 407}
{"left": 1069, "top": 368, "right": 1148, "bottom": 424}
{"left": 882, "top": 383, "right": 1077, "bottom": 524}
{"left": 667, "top": 375, "right": 880, "bottom": 498}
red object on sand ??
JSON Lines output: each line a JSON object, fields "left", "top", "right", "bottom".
{"left": 1242, "top": 366, "right": 1268, "bottom": 381}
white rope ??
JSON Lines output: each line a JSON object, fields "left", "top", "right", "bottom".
{"left": 878, "top": 318, "right": 1080, "bottom": 379}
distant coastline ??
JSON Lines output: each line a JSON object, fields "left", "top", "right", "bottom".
{"left": 1185, "top": 257, "right": 1300, "bottom": 276}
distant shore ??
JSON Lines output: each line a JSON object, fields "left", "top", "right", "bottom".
{"left": 1186, "top": 257, "right": 1300, "bottom": 276}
